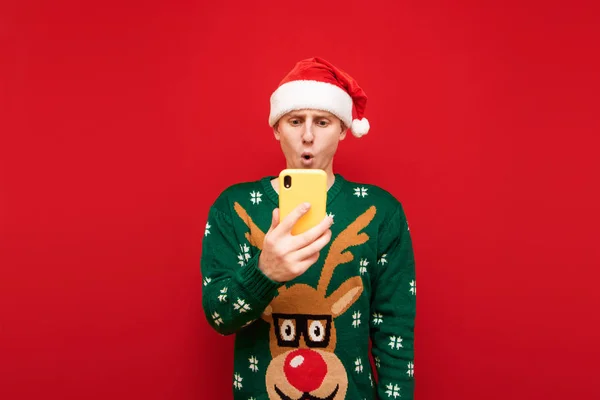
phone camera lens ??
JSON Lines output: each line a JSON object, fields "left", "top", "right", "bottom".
{"left": 284, "top": 175, "right": 292, "bottom": 189}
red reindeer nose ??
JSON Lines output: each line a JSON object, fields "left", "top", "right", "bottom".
{"left": 283, "top": 349, "right": 327, "bottom": 393}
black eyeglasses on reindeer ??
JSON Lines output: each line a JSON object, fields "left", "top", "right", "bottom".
{"left": 272, "top": 313, "right": 333, "bottom": 348}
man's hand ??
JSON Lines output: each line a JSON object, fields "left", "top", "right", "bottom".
{"left": 258, "top": 203, "right": 333, "bottom": 283}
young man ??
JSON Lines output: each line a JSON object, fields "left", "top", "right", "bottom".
{"left": 201, "top": 57, "right": 416, "bottom": 400}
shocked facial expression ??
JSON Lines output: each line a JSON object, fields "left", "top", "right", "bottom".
{"left": 274, "top": 109, "right": 347, "bottom": 173}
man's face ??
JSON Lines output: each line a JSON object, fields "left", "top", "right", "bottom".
{"left": 274, "top": 109, "right": 347, "bottom": 171}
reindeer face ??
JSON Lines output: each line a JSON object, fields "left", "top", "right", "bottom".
{"left": 233, "top": 202, "right": 377, "bottom": 400}
{"left": 262, "top": 279, "right": 363, "bottom": 400}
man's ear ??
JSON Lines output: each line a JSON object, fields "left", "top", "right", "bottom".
{"left": 273, "top": 122, "right": 281, "bottom": 141}
{"left": 340, "top": 123, "right": 348, "bottom": 141}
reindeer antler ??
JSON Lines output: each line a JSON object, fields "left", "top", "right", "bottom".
{"left": 233, "top": 202, "right": 266, "bottom": 250}
{"left": 317, "top": 206, "right": 377, "bottom": 295}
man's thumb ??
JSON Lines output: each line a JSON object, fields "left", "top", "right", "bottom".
{"left": 269, "top": 208, "right": 280, "bottom": 231}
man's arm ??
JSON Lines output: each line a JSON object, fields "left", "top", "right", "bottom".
{"left": 201, "top": 205, "right": 282, "bottom": 335}
{"left": 370, "top": 203, "right": 416, "bottom": 399}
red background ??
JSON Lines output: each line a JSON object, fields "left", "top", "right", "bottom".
{"left": 1, "top": 0, "right": 599, "bottom": 399}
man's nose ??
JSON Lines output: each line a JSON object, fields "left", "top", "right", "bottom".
{"left": 302, "top": 124, "right": 314, "bottom": 143}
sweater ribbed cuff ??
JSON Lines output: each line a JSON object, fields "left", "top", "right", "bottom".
{"left": 235, "top": 254, "right": 283, "bottom": 303}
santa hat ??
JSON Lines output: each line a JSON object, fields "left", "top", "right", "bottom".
{"left": 268, "top": 57, "right": 370, "bottom": 138}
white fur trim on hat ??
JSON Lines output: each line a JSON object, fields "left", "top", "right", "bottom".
{"left": 269, "top": 80, "right": 353, "bottom": 128}
{"left": 351, "top": 118, "right": 370, "bottom": 137}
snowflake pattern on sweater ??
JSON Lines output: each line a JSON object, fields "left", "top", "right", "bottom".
{"left": 201, "top": 174, "right": 416, "bottom": 399}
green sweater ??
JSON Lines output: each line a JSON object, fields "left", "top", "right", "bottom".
{"left": 201, "top": 174, "right": 416, "bottom": 399}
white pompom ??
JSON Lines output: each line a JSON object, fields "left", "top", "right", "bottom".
{"left": 351, "top": 118, "right": 370, "bottom": 137}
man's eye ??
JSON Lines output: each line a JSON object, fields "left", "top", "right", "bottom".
{"left": 290, "top": 120, "right": 300, "bottom": 125}
{"left": 317, "top": 120, "right": 329, "bottom": 126}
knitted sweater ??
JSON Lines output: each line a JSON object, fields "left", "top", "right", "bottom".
{"left": 201, "top": 174, "right": 416, "bottom": 399}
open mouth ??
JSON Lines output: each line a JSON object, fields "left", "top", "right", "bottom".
{"left": 301, "top": 152, "right": 314, "bottom": 161}
{"left": 274, "top": 384, "right": 339, "bottom": 400}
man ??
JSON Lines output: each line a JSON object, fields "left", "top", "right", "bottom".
{"left": 201, "top": 57, "right": 416, "bottom": 400}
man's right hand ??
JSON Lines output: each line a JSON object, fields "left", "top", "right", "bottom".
{"left": 258, "top": 203, "right": 333, "bottom": 283}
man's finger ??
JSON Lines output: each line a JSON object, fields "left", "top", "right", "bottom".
{"left": 277, "top": 202, "right": 311, "bottom": 233}
{"left": 268, "top": 208, "right": 280, "bottom": 232}
{"left": 295, "top": 253, "right": 321, "bottom": 273}
{"left": 295, "top": 229, "right": 332, "bottom": 261}
{"left": 290, "top": 215, "right": 334, "bottom": 249}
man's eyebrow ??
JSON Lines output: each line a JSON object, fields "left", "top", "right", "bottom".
{"left": 290, "top": 112, "right": 332, "bottom": 118}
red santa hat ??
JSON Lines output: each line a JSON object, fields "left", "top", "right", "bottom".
{"left": 268, "top": 57, "right": 370, "bottom": 138}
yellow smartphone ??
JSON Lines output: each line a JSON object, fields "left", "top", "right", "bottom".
{"left": 278, "top": 169, "right": 327, "bottom": 235}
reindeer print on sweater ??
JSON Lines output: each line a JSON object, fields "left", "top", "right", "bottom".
{"left": 234, "top": 202, "right": 376, "bottom": 400}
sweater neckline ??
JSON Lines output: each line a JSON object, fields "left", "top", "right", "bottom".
{"left": 261, "top": 173, "right": 346, "bottom": 207}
